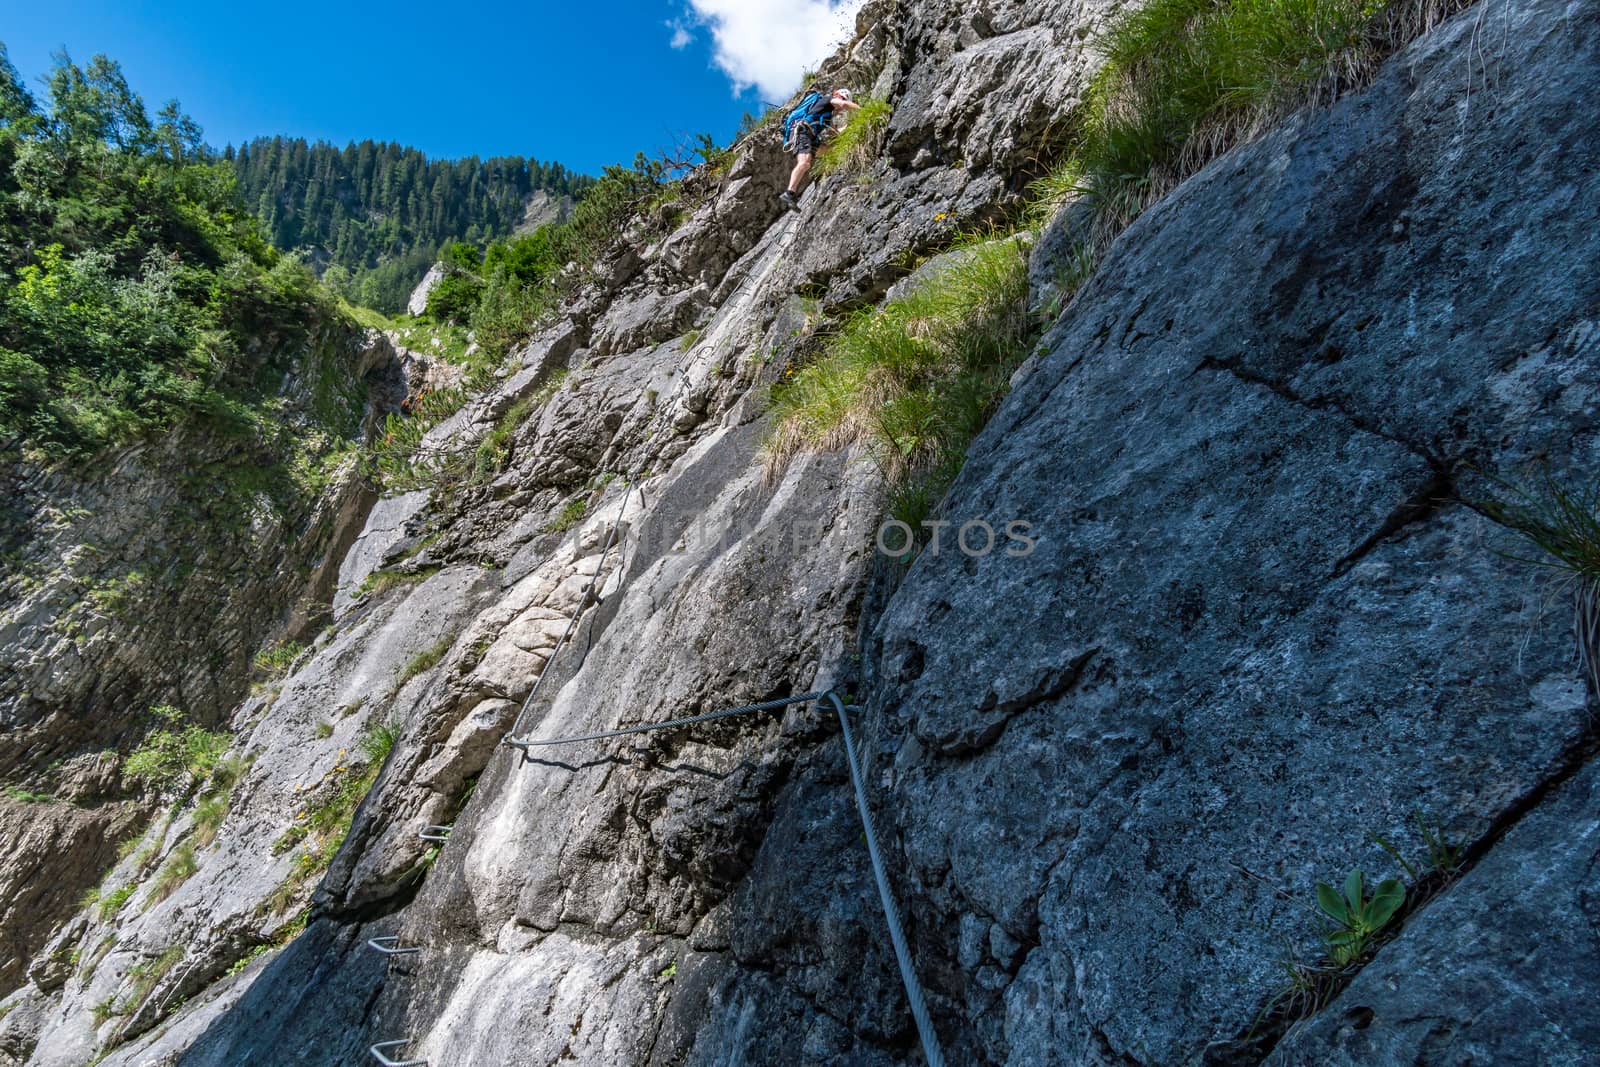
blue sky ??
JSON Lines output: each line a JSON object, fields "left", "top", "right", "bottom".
{"left": 1, "top": 0, "right": 862, "bottom": 175}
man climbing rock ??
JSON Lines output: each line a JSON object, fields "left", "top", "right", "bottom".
{"left": 779, "top": 87, "right": 861, "bottom": 210}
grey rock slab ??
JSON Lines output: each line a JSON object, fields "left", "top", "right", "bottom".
{"left": 1264, "top": 755, "right": 1600, "bottom": 1066}
{"left": 405, "top": 263, "right": 445, "bottom": 316}
{"left": 333, "top": 489, "right": 430, "bottom": 616}
{"left": 863, "top": 0, "right": 1600, "bottom": 1061}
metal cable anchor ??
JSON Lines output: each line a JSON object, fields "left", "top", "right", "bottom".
{"left": 418, "top": 825, "right": 452, "bottom": 842}
{"left": 369, "top": 1039, "right": 427, "bottom": 1066}
{"left": 366, "top": 936, "right": 421, "bottom": 957}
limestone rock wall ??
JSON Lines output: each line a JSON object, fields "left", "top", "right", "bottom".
{"left": 2, "top": 0, "right": 1597, "bottom": 1064}
{"left": 0, "top": 324, "right": 405, "bottom": 993}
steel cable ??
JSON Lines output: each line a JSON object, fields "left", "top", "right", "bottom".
{"left": 505, "top": 690, "right": 826, "bottom": 749}
{"left": 504, "top": 688, "right": 946, "bottom": 1066}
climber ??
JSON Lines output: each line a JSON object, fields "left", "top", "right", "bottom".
{"left": 779, "top": 87, "right": 861, "bottom": 210}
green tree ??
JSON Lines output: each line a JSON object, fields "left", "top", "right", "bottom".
{"left": 230, "top": 137, "right": 594, "bottom": 314}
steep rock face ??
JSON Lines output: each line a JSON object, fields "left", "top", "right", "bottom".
{"left": 0, "top": 324, "right": 404, "bottom": 993}
{"left": 406, "top": 265, "right": 447, "bottom": 317}
{"left": 3, "top": 0, "right": 1597, "bottom": 1064}
{"left": 866, "top": 0, "right": 1600, "bottom": 1061}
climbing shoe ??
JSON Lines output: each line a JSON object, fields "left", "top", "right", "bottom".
{"left": 779, "top": 190, "right": 799, "bottom": 211}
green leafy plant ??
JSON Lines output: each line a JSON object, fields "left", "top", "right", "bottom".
{"left": 0, "top": 50, "right": 379, "bottom": 466}
{"left": 1314, "top": 869, "right": 1404, "bottom": 966}
{"left": 123, "top": 706, "right": 230, "bottom": 791}
{"left": 85, "top": 570, "right": 149, "bottom": 619}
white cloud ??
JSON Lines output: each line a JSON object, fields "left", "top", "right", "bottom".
{"left": 683, "top": 0, "right": 867, "bottom": 101}
{"left": 666, "top": 19, "right": 694, "bottom": 50}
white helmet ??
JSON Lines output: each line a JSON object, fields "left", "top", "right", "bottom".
{"left": 834, "top": 88, "right": 853, "bottom": 101}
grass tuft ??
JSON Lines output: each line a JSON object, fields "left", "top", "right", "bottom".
{"left": 147, "top": 844, "right": 198, "bottom": 907}
{"left": 192, "top": 794, "right": 229, "bottom": 849}
{"left": 123, "top": 706, "right": 231, "bottom": 792}
{"left": 814, "top": 97, "right": 893, "bottom": 180}
{"left": 400, "top": 636, "right": 455, "bottom": 686}
{"left": 267, "top": 720, "right": 399, "bottom": 912}
{"left": 1475, "top": 471, "right": 1600, "bottom": 700}
{"left": 469, "top": 397, "right": 538, "bottom": 485}
{"left": 1036, "top": 0, "right": 1470, "bottom": 242}
{"left": 97, "top": 884, "right": 137, "bottom": 921}
{"left": 544, "top": 497, "right": 589, "bottom": 534}
{"left": 354, "top": 564, "right": 442, "bottom": 600}
{"left": 1476, "top": 474, "right": 1600, "bottom": 583}
{"left": 253, "top": 640, "right": 304, "bottom": 677}
{"left": 767, "top": 235, "right": 1036, "bottom": 546}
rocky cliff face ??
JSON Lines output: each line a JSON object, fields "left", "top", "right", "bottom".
{"left": 2, "top": 0, "right": 1597, "bottom": 1063}
{"left": 0, "top": 321, "right": 408, "bottom": 995}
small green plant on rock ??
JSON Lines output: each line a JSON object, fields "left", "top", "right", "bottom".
{"left": 544, "top": 497, "right": 588, "bottom": 534}
{"left": 355, "top": 564, "right": 442, "bottom": 600}
{"left": 469, "top": 396, "right": 538, "bottom": 485}
{"left": 146, "top": 844, "right": 198, "bottom": 907}
{"left": 253, "top": 640, "right": 304, "bottom": 677}
{"left": 121, "top": 944, "right": 184, "bottom": 1019}
{"left": 1371, "top": 810, "right": 1465, "bottom": 880}
{"left": 192, "top": 794, "right": 229, "bottom": 849}
{"left": 813, "top": 96, "right": 892, "bottom": 179}
{"left": 531, "top": 368, "right": 570, "bottom": 407}
{"left": 124, "top": 707, "right": 230, "bottom": 792}
{"left": 1314, "top": 869, "right": 1404, "bottom": 966}
{"left": 86, "top": 569, "right": 149, "bottom": 619}
{"left": 400, "top": 636, "right": 455, "bottom": 686}
{"left": 267, "top": 721, "right": 399, "bottom": 912}
{"left": 96, "top": 883, "right": 137, "bottom": 920}
{"left": 767, "top": 233, "right": 1036, "bottom": 553}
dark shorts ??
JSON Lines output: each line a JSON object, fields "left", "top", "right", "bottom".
{"left": 789, "top": 123, "right": 820, "bottom": 157}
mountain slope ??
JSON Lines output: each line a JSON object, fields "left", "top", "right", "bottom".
{"left": 2, "top": 0, "right": 1597, "bottom": 1063}
{"left": 231, "top": 137, "right": 592, "bottom": 313}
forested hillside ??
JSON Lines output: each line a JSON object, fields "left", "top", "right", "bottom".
{"left": 0, "top": 45, "right": 355, "bottom": 465}
{"left": 229, "top": 138, "right": 594, "bottom": 313}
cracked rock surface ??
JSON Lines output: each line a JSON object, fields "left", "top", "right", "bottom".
{"left": 2, "top": 0, "right": 1598, "bottom": 1064}
{"left": 867, "top": 0, "right": 1600, "bottom": 1061}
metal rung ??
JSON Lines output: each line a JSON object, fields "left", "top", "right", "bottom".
{"left": 418, "top": 825, "right": 452, "bottom": 842}
{"left": 370, "top": 1040, "right": 427, "bottom": 1066}
{"left": 366, "top": 936, "right": 421, "bottom": 957}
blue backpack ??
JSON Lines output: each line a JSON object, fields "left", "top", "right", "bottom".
{"left": 783, "top": 88, "right": 832, "bottom": 150}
